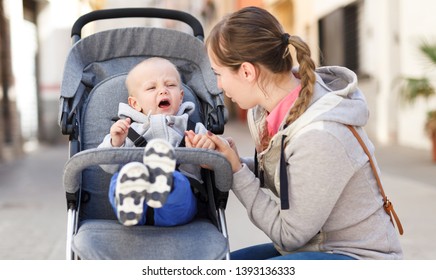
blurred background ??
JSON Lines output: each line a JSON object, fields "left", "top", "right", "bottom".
{"left": 0, "top": 0, "right": 436, "bottom": 260}
{"left": 1, "top": 0, "right": 436, "bottom": 159}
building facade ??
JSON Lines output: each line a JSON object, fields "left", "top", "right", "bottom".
{"left": 1, "top": 0, "right": 436, "bottom": 162}
{"left": 309, "top": 0, "right": 436, "bottom": 151}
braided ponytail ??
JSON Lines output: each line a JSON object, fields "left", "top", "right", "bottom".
{"left": 284, "top": 35, "right": 316, "bottom": 126}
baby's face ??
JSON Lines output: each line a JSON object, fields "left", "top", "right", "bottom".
{"left": 127, "top": 59, "right": 184, "bottom": 115}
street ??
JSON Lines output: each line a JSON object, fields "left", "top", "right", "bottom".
{"left": 0, "top": 120, "right": 435, "bottom": 259}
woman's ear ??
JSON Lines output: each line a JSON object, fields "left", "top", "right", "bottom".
{"left": 128, "top": 96, "right": 142, "bottom": 112}
{"left": 239, "top": 62, "right": 257, "bottom": 82}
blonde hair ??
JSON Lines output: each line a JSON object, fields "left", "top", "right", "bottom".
{"left": 126, "top": 57, "right": 182, "bottom": 97}
{"left": 206, "top": 6, "right": 316, "bottom": 125}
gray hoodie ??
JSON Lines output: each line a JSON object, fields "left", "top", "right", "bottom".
{"left": 235, "top": 66, "right": 403, "bottom": 259}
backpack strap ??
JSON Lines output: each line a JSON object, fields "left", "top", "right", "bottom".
{"left": 346, "top": 125, "right": 404, "bottom": 235}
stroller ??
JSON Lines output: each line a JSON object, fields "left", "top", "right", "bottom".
{"left": 59, "top": 8, "right": 232, "bottom": 260}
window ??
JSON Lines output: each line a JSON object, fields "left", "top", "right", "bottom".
{"left": 318, "top": 2, "right": 360, "bottom": 74}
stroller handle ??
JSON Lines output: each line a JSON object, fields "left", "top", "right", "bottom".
{"left": 63, "top": 147, "right": 233, "bottom": 194}
{"left": 71, "top": 8, "right": 204, "bottom": 43}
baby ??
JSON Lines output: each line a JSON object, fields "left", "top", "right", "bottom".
{"left": 98, "top": 57, "right": 214, "bottom": 227}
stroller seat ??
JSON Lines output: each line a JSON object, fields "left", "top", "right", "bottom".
{"left": 60, "top": 8, "right": 231, "bottom": 260}
{"left": 73, "top": 219, "right": 228, "bottom": 260}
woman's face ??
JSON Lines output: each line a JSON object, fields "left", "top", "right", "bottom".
{"left": 208, "top": 52, "right": 259, "bottom": 110}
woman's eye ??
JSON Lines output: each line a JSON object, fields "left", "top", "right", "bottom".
{"left": 211, "top": 68, "right": 220, "bottom": 76}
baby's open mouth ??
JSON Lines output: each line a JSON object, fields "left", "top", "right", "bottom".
{"left": 158, "top": 99, "right": 171, "bottom": 108}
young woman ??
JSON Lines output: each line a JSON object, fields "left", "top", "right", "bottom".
{"left": 186, "top": 6, "right": 403, "bottom": 260}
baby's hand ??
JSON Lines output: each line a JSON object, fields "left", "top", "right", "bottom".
{"left": 184, "top": 130, "right": 215, "bottom": 150}
{"left": 184, "top": 130, "right": 216, "bottom": 170}
{"left": 110, "top": 118, "right": 131, "bottom": 147}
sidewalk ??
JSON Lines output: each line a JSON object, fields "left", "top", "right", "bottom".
{"left": 0, "top": 120, "right": 435, "bottom": 259}
{"left": 0, "top": 143, "right": 67, "bottom": 259}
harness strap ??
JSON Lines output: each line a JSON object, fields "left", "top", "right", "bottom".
{"left": 145, "top": 207, "right": 155, "bottom": 225}
{"left": 128, "top": 127, "right": 148, "bottom": 147}
{"left": 124, "top": 118, "right": 197, "bottom": 148}
{"left": 188, "top": 176, "right": 208, "bottom": 202}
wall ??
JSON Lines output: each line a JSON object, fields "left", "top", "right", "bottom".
{"left": 310, "top": 0, "right": 436, "bottom": 151}
{"left": 397, "top": 0, "right": 436, "bottom": 149}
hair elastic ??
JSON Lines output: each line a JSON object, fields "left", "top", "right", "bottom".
{"left": 281, "top": 33, "right": 291, "bottom": 58}
{"left": 281, "top": 33, "right": 290, "bottom": 45}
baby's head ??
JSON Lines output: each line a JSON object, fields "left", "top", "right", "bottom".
{"left": 126, "top": 57, "right": 184, "bottom": 115}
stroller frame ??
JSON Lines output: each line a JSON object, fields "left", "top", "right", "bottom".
{"left": 60, "top": 8, "right": 231, "bottom": 260}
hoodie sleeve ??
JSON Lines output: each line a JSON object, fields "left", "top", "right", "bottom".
{"left": 96, "top": 134, "right": 123, "bottom": 174}
{"left": 194, "top": 122, "right": 208, "bottom": 135}
{"left": 97, "top": 134, "right": 115, "bottom": 148}
{"left": 231, "top": 128, "right": 355, "bottom": 252}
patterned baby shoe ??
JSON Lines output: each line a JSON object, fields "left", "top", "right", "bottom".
{"left": 142, "top": 138, "right": 176, "bottom": 208}
{"left": 115, "top": 161, "right": 150, "bottom": 226}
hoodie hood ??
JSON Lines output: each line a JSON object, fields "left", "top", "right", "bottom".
{"left": 308, "top": 66, "right": 369, "bottom": 127}
{"left": 274, "top": 66, "right": 369, "bottom": 141}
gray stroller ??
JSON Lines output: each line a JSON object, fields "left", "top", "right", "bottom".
{"left": 59, "top": 8, "right": 232, "bottom": 260}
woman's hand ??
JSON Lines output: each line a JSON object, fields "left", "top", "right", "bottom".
{"left": 206, "top": 131, "right": 242, "bottom": 173}
{"left": 184, "top": 130, "right": 215, "bottom": 150}
{"left": 184, "top": 130, "right": 216, "bottom": 169}
{"left": 185, "top": 130, "right": 242, "bottom": 172}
